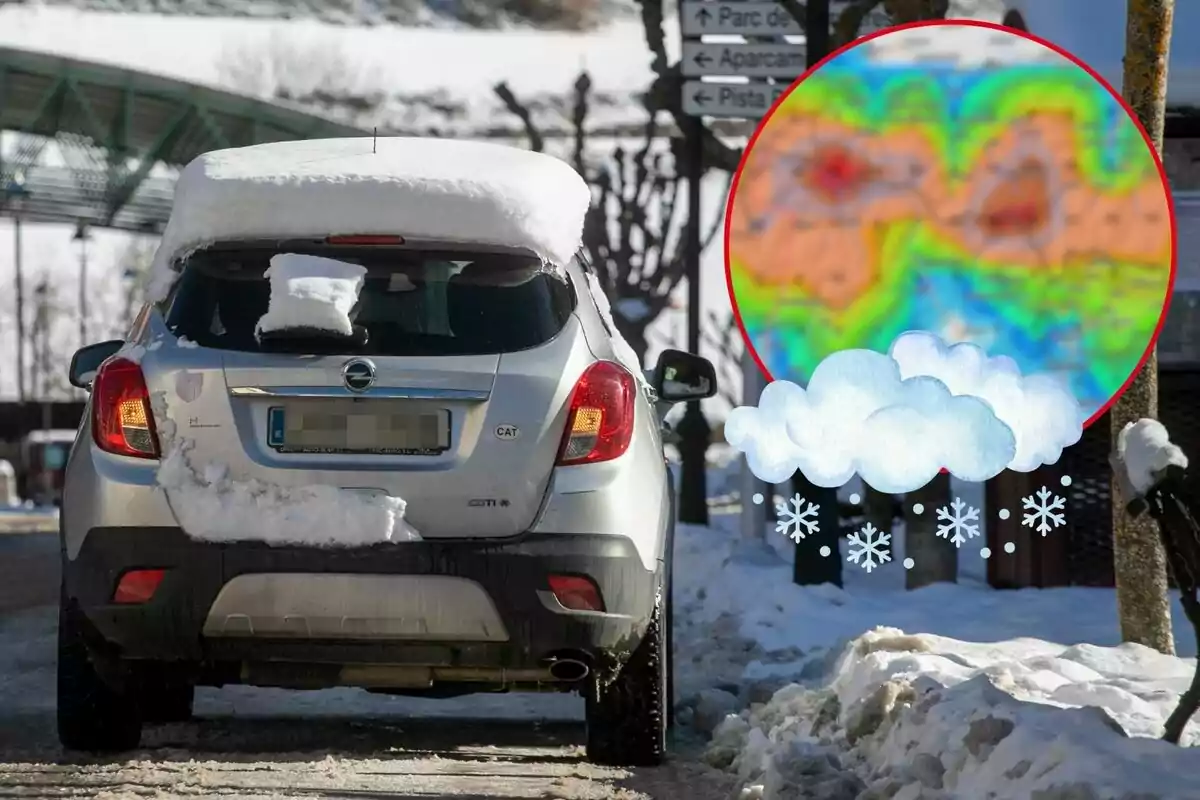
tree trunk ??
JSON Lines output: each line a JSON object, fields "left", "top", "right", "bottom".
{"left": 1111, "top": 0, "right": 1176, "bottom": 656}
{"left": 906, "top": 472, "right": 956, "bottom": 590}
{"left": 792, "top": 471, "right": 842, "bottom": 587}
{"left": 882, "top": 0, "right": 949, "bottom": 22}
{"left": 863, "top": 486, "right": 894, "bottom": 561}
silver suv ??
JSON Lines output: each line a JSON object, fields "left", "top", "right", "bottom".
{"left": 59, "top": 237, "right": 716, "bottom": 767}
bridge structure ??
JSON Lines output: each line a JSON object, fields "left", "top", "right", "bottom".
{"left": 0, "top": 45, "right": 370, "bottom": 233}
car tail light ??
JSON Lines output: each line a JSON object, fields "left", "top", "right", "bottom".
{"left": 325, "top": 234, "right": 406, "bottom": 245}
{"left": 556, "top": 361, "right": 636, "bottom": 466}
{"left": 92, "top": 358, "right": 160, "bottom": 459}
{"left": 112, "top": 569, "right": 166, "bottom": 604}
{"left": 548, "top": 574, "right": 605, "bottom": 612}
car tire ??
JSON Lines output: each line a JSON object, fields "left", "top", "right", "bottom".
{"left": 56, "top": 600, "right": 143, "bottom": 753}
{"left": 584, "top": 595, "right": 668, "bottom": 767}
{"left": 140, "top": 670, "right": 195, "bottom": 724}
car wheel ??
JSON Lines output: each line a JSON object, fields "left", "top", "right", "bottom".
{"left": 56, "top": 599, "right": 143, "bottom": 753}
{"left": 585, "top": 594, "right": 668, "bottom": 767}
{"left": 139, "top": 669, "right": 195, "bottom": 724}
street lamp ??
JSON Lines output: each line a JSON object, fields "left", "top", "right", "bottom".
{"left": 4, "top": 174, "right": 31, "bottom": 404}
{"left": 73, "top": 222, "right": 91, "bottom": 348}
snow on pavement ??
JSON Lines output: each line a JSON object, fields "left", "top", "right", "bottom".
{"left": 4, "top": 487, "right": 1200, "bottom": 796}
{"left": 673, "top": 511, "right": 1200, "bottom": 800}
{"left": 0, "top": 592, "right": 736, "bottom": 798}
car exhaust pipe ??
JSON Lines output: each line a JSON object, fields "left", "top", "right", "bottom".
{"left": 547, "top": 655, "right": 590, "bottom": 682}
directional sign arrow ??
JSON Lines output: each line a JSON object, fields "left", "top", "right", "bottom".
{"left": 681, "top": 43, "right": 807, "bottom": 79}
{"left": 681, "top": 81, "right": 790, "bottom": 119}
{"left": 681, "top": 2, "right": 803, "bottom": 37}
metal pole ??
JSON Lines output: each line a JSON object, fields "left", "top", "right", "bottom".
{"left": 78, "top": 225, "right": 89, "bottom": 347}
{"left": 792, "top": 0, "right": 843, "bottom": 587}
{"left": 14, "top": 214, "right": 26, "bottom": 403}
{"left": 740, "top": 351, "right": 767, "bottom": 541}
{"left": 677, "top": 114, "right": 711, "bottom": 525}
{"left": 37, "top": 283, "right": 54, "bottom": 506}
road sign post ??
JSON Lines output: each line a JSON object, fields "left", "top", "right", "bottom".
{"left": 676, "top": 1, "right": 813, "bottom": 527}
{"left": 789, "top": 0, "right": 843, "bottom": 589}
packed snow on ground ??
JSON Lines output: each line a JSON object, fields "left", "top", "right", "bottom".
{"left": 671, "top": 512, "right": 1200, "bottom": 800}
{"left": 255, "top": 253, "right": 366, "bottom": 339}
{"left": 1117, "top": 418, "right": 1190, "bottom": 496}
{"left": 147, "top": 137, "right": 592, "bottom": 302}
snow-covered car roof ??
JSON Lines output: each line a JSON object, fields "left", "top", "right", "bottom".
{"left": 147, "top": 137, "right": 592, "bottom": 302}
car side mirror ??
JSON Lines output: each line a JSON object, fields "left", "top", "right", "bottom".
{"left": 69, "top": 340, "right": 124, "bottom": 390}
{"left": 652, "top": 349, "right": 717, "bottom": 403}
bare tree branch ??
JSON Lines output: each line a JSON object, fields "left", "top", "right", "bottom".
{"left": 636, "top": 0, "right": 742, "bottom": 173}
{"left": 882, "top": 0, "right": 950, "bottom": 23}
{"left": 834, "top": 0, "right": 885, "bottom": 46}
{"left": 571, "top": 72, "right": 592, "bottom": 173}
{"left": 703, "top": 310, "right": 743, "bottom": 409}
{"left": 493, "top": 81, "right": 545, "bottom": 153}
{"left": 701, "top": 172, "right": 733, "bottom": 252}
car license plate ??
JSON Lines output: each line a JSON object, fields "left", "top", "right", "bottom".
{"left": 267, "top": 404, "right": 450, "bottom": 455}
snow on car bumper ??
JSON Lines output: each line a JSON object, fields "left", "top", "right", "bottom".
{"left": 64, "top": 527, "right": 659, "bottom": 669}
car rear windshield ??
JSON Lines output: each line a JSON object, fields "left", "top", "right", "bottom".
{"left": 164, "top": 244, "right": 575, "bottom": 356}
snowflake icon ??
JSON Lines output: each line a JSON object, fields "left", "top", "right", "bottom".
{"left": 935, "top": 497, "right": 981, "bottom": 548}
{"left": 1022, "top": 486, "right": 1066, "bottom": 536}
{"left": 775, "top": 493, "right": 820, "bottom": 543}
{"left": 847, "top": 523, "right": 891, "bottom": 573}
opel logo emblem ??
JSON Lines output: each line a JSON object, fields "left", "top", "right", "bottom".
{"left": 342, "top": 358, "right": 376, "bottom": 393}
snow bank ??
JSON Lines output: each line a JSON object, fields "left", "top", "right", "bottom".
{"left": 255, "top": 253, "right": 366, "bottom": 339}
{"left": 708, "top": 628, "right": 1200, "bottom": 800}
{"left": 1117, "top": 418, "right": 1190, "bottom": 496}
{"left": 0, "top": 7, "right": 666, "bottom": 137}
{"left": 147, "top": 137, "right": 592, "bottom": 302}
{"left": 673, "top": 514, "right": 1200, "bottom": 799}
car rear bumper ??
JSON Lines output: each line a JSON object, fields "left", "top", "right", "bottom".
{"left": 65, "top": 527, "right": 660, "bottom": 673}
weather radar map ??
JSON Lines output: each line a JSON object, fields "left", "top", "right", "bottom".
{"left": 727, "top": 23, "right": 1174, "bottom": 423}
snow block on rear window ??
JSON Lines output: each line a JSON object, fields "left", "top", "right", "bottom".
{"left": 147, "top": 137, "right": 593, "bottom": 303}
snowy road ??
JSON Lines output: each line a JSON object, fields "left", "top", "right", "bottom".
{"left": 0, "top": 536, "right": 736, "bottom": 799}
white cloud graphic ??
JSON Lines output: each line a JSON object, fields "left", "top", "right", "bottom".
{"left": 726, "top": 331, "right": 1085, "bottom": 494}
